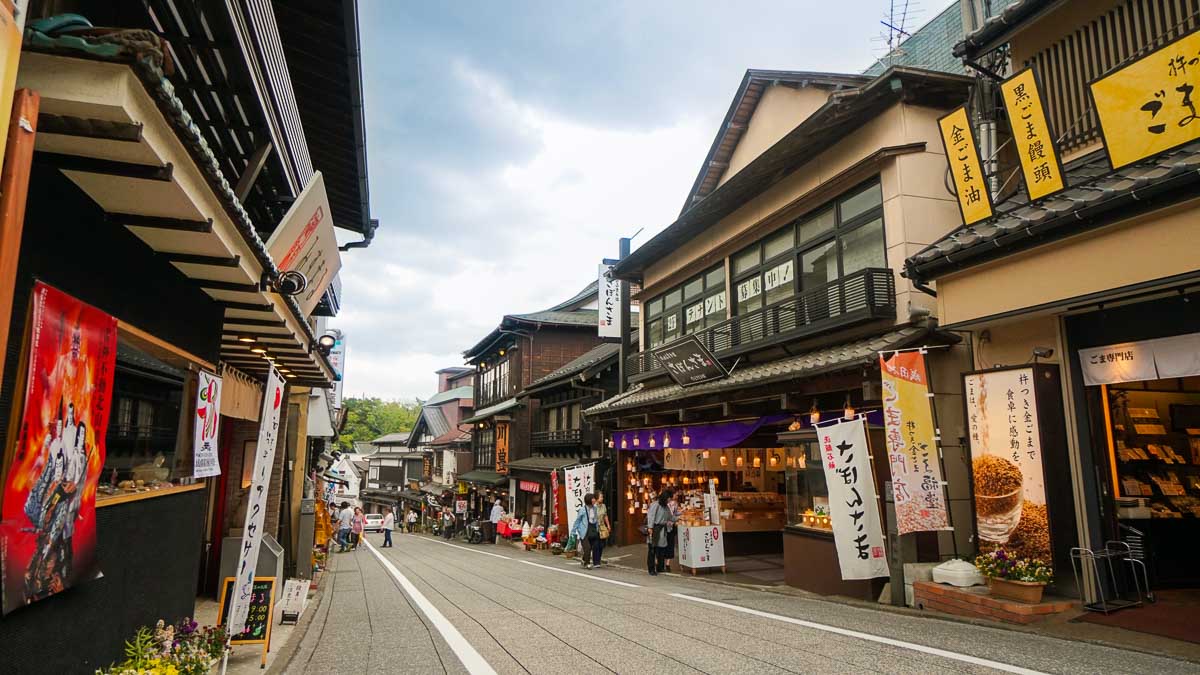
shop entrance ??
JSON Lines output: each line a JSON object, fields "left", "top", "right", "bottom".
{"left": 1068, "top": 292, "right": 1200, "bottom": 643}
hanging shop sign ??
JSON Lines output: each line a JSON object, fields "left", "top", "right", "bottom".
{"left": 563, "top": 463, "right": 595, "bottom": 539}
{"left": 880, "top": 351, "right": 949, "bottom": 534}
{"left": 1090, "top": 26, "right": 1200, "bottom": 169}
{"left": 819, "top": 417, "right": 889, "bottom": 580}
{"left": 652, "top": 334, "right": 727, "bottom": 387}
{"left": 937, "top": 106, "right": 993, "bottom": 226}
{"left": 1077, "top": 333, "right": 1200, "bottom": 385}
{"left": 455, "top": 499, "right": 467, "bottom": 515}
{"left": 519, "top": 480, "right": 541, "bottom": 493}
{"left": 0, "top": 282, "right": 117, "bottom": 615}
{"left": 598, "top": 262, "right": 621, "bottom": 338}
{"left": 964, "top": 367, "right": 1050, "bottom": 560}
{"left": 265, "top": 171, "right": 342, "bottom": 315}
{"left": 1000, "top": 68, "right": 1065, "bottom": 201}
{"left": 229, "top": 366, "right": 285, "bottom": 635}
{"left": 193, "top": 370, "right": 223, "bottom": 478}
{"left": 495, "top": 422, "right": 510, "bottom": 475}
{"left": 327, "top": 331, "right": 346, "bottom": 409}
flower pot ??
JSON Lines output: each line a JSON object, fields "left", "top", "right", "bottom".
{"left": 987, "top": 577, "right": 1046, "bottom": 603}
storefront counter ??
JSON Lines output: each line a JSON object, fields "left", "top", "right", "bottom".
{"left": 782, "top": 525, "right": 884, "bottom": 600}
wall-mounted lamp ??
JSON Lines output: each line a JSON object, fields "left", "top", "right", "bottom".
{"left": 843, "top": 394, "right": 855, "bottom": 420}
{"left": 808, "top": 399, "right": 821, "bottom": 425}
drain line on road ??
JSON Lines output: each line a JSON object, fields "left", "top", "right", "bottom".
{"left": 670, "top": 594, "right": 1048, "bottom": 675}
{"left": 366, "top": 541, "right": 497, "bottom": 675}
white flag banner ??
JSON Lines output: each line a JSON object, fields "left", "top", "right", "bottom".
{"left": 563, "top": 463, "right": 596, "bottom": 537}
{"left": 819, "top": 417, "right": 889, "bottom": 580}
{"left": 192, "top": 371, "right": 222, "bottom": 478}
{"left": 229, "top": 367, "right": 285, "bottom": 635}
{"left": 598, "top": 263, "right": 621, "bottom": 338}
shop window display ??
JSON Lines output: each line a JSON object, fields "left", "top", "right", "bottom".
{"left": 784, "top": 440, "right": 833, "bottom": 531}
{"left": 1105, "top": 381, "right": 1200, "bottom": 519}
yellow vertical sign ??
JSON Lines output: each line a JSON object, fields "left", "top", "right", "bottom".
{"left": 1001, "top": 68, "right": 1066, "bottom": 201}
{"left": 937, "top": 106, "right": 993, "bottom": 226}
{"left": 1090, "top": 26, "right": 1200, "bottom": 169}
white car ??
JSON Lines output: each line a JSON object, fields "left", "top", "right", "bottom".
{"left": 364, "top": 513, "right": 384, "bottom": 532}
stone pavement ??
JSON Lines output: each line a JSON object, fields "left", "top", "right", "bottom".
{"left": 271, "top": 532, "right": 1200, "bottom": 674}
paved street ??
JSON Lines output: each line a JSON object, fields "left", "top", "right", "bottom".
{"left": 282, "top": 533, "right": 1195, "bottom": 675}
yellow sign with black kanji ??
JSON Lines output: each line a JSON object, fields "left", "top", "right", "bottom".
{"left": 1001, "top": 68, "right": 1065, "bottom": 200}
{"left": 937, "top": 106, "right": 993, "bottom": 226}
{"left": 1091, "top": 26, "right": 1200, "bottom": 169}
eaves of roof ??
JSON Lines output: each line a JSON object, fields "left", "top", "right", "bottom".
{"left": 952, "top": 0, "right": 1061, "bottom": 59}
{"left": 463, "top": 309, "right": 599, "bottom": 360}
{"left": 681, "top": 70, "right": 873, "bottom": 214}
{"left": 611, "top": 67, "right": 972, "bottom": 280}
{"left": 585, "top": 324, "right": 944, "bottom": 417}
{"left": 425, "top": 385, "right": 474, "bottom": 406}
{"left": 905, "top": 142, "right": 1200, "bottom": 283}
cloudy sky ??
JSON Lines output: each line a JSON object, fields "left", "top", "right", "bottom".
{"left": 334, "top": 1, "right": 955, "bottom": 401}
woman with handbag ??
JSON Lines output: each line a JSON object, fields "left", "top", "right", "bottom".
{"left": 645, "top": 489, "right": 675, "bottom": 576}
{"left": 570, "top": 493, "right": 601, "bottom": 570}
{"left": 592, "top": 491, "right": 611, "bottom": 568}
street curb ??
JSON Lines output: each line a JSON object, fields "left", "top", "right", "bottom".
{"left": 265, "top": 558, "right": 333, "bottom": 675}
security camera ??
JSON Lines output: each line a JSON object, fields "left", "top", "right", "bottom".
{"left": 1032, "top": 347, "right": 1054, "bottom": 360}
{"left": 271, "top": 270, "right": 308, "bottom": 296}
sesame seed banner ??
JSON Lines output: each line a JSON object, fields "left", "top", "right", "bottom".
{"left": 880, "top": 351, "right": 949, "bottom": 534}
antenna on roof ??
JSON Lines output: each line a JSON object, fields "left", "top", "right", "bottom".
{"left": 872, "top": 0, "right": 924, "bottom": 68}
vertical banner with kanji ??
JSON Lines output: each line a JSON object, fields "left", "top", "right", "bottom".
{"left": 495, "top": 422, "right": 509, "bottom": 475}
{"left": 563, "top": 463, "right": 595, "bottom": 539}
{"left": 598, "top": 263, "right": 621, "bottom": 338}
{"left": 937, "top": 106, "right": 993, "bottom": 226}
{"left": 819, "top": 417, "right": 889, "bottom": 580}
{"left": 881, "top": 351, "right": 949, "bottom": 534}
{"left": 1000, "top": 68, "right": 1065, "bottom": 201}
{"left": 228, "top": 367, "right": 284, "bottom": 635}
{"left": 550, "top": 468, "right": 559, "bottom": 526}
{"left": 0, "top": 282, "right": 117, "bottom": 615}
{"left": 192, "top": 370, "right": 222, "bottom": 478}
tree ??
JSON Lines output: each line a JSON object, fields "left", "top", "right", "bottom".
{"left": 337, "top": 397, "right": 421, "bottom": 451}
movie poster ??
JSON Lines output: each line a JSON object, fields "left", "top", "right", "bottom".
{"left": 1, "top": 282, "right": 118, "bottom": 615}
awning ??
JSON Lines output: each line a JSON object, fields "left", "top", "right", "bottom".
{"left": 506, "top": 456, "right": 584, "bottom": 474}
{"left": 18, "top": 45, "right": 335, "bottom": 387}
{"left": 462, "top": 398, "right": 521, "bottom": 424}
{"left": 1078, "top": 333, "right": 1200, "bottom": 386}
{"left": 613, "top": 414, "right": 790, "bottom": 451}
{"left": 307, "top": 394, "right": 336, "bottom": 438}
{"left": 457, "top": 470, "right": 508, "bottom": 487}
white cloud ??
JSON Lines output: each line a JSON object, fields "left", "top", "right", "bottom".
{"left": 332, "top": 59, "right": 712, "bottom": 399}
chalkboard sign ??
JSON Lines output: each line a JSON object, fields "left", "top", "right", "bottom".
{"left": 217, "top": 576, "right": 275, "bottom": 667}
{"left": 652, "top": 335, "right": 727, "bottom": 387}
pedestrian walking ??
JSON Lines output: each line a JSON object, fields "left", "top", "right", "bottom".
{"left": 571, "top": 493, "right": 601, "bottom": 570}
{"left": 406, "top": 509, "right": 418, "bottom": 533}
{"left": 592, "top": 491, "right": 610, "bottom": 568}
{"left": 645, "top": 490, "right": 675, "bottom": 575}
{"left": 351, "top": 507, "right": 365, "bottom": 550}
{"left": 488, "top": 498, "right": 504, "bottom": 544}
{"left": 442, "top": 507, "right": 455, "bottom": 539}
{"left": 381, "top": 507, "right": 395, "bottom": 548}
{"left": 336, "top": 501, "right": 353, "bottom": 553}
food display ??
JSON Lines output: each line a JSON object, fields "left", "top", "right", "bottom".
{"left": 719, "top": 492, "right": 785, "bottom": 532}
{"left": 1109, "top": 391, "right": 1200, "bottom": 520}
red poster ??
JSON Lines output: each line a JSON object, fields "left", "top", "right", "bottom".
{"left": 1, "top": 282, "right": 117, "bottom": 614}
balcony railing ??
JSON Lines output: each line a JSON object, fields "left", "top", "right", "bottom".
{"left": 627, "top": 267, "right": 895, "bottom": 380}
{"left": 531, "top": 429, "right": 583, "bottom": 447}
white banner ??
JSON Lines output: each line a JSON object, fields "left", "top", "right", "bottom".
{"left": 563, "top": 463, "right": 595, "bottom": 537}
{"left": 598, "top": 263, "right": 621, "bottom": 338}
{"left": 229, "top": 367, "right": 285, "bottom": 635}
{"left": 819, "top": 417, "right": 889, "bottom": 580}
{"left": 265, "top": 172, "right": 342, "bottom": 315}
{"left": 1078, "top": 332, "right": 1200, "bottom": 385}
{"left": 193, "top": 371, "right": 223, "bottom": 478}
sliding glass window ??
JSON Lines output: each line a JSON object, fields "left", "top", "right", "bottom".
{"left": 644, "top": 264, "right": 726, "bottom": 349}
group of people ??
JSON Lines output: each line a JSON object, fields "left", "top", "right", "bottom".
{"left": 570, "top": 491, "right": 611, "bottom": 570}
{"left": 644, "top": 489, "right": 681, "bottom": 576}
{"left": 332, "top": 501, "right": 366, "bottom": 552}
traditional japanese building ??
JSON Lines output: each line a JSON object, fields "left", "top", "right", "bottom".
{"left": 905, "top": 0, "right": 1200, "bottom": 623}
{"left": 588, "top": 66, "right": 977, "bottom": 598}
{"left": 0, "top": 1, "right": 374, "bottom": 669}
{"left": 459, "top": 282, "right": 606, "bottom": 517}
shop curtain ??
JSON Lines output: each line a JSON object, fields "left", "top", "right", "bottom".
{"left": 614, "top": 413, "right": 791, "bottom": 451}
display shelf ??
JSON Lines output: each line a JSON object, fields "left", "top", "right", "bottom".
{"left": 96, "top": 482, "right": 206, "bottom": 508}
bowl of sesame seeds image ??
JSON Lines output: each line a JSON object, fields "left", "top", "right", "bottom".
{"left": 973, "top": 455, "right": 1024, "bottom": 544}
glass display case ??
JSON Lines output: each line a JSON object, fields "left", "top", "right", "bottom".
{"left": 784, "top": 437, "right": 833, "bottom": 532}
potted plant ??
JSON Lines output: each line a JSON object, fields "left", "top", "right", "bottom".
{"left": 974, "top": 549, "right": 1053, "bottom": 603}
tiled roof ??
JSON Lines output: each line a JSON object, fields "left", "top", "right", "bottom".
{"left": 425, "top": 385, "right": 473, "bottom": 406}
{"left": 507, "top": 309, "right": 598, "bottom": 326}
{"left": 906, "top": 142, "right": 1200, "bottom": 282}
{"left": 506, "top": 456, "right": 581, "bottom": 473}
{"left": 545, "top": 280, "right": 599, "bottom": 311}
{"left": 415, "top": 406, "right": 450, "bottom": 440}
{"left": 462, "top": 398, "right": 521, "bottom": 424}
{"left": 371, "top": 432, "right": 412, "bottom": 445}
{"left": 458, "top": 470, "right": 507, "bottom": 486}
{"left": 585, "top": 325, "right": 932, "bottom": 416}
{"left": 953, "top": 0, "right": 1050, "bottom": 58}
